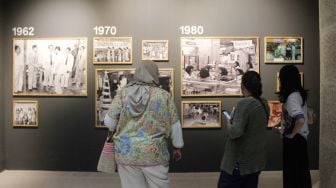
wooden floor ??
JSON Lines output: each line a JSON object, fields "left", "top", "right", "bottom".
{"left": 0, "top": 170, "right": 319, "bottom": 188}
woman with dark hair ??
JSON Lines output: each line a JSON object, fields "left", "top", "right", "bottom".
{"left": 276, "top": 65, "right": 311, "bottom": 188}
{"left": 218, "top": 71, "right": 269, "bottom": 188}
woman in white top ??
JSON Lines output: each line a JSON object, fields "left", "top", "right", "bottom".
{"left": 276, "top": 65, "right": 311, "bottom": 188}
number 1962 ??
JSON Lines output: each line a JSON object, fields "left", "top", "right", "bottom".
{"left": 12, "top": 27, "right": 35, "bottom": 36}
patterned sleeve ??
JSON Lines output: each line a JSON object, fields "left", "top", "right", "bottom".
{"left": 167, "top": 95, "right": 179, "bottom": 126}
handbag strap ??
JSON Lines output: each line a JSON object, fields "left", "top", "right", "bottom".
{"left": 106, "top": 131, "right": 113, "bottom": 142}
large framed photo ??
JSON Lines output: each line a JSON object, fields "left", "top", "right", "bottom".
{"left": 181, "top": 37, "right": 259, "bottom": 96}
{"left": 93, "top": 37, "right": 132, "bottom": 64}
{"left": 276, "top": 72, "right": 303, "bottom": 92}
{"left": 142, "top": 40, "right": 169, "bottom": 61}
{"left": 13, "top": 38, "right": 87, "bottom": 96}
{"left": 265, "top": 36, "right": 303, "bottom": 64}
{"left": 95, "top": 68, "right": 174, "bottom": 128}
{"left": 267, "top": 101, "right": 282, "bottom": 128}
{"left": 181, "top": 101, "right": 221, "bottom": 128}
{"left": 13, "top": 100, "right": 38, "bottom": 127}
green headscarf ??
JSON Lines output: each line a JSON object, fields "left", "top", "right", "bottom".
{"left": 124, "top": 60, "right": 159, "bottom": 117}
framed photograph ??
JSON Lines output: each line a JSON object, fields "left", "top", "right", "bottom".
{"left": 267, "top": 101, "right": 282, "bottom": 128}
{"left": 181, "top": 37, "right": 259, "bottom": 96}
{"left": 142, "top": 40, "right": 169, "bottom": 61}
{"left": 13, "top": 37, "right": 88, "bottom": 96}
{"left": 276, "top": 72, "right": 303, "bottom": 92}
{"left": 181, "top": 101, "right": 221, "bottom": 128}
{"left": 265, "top": 36, "right": 303, "bottom": 64}
{"left": 93, "top": 37, "right": 132, "bottom": 64}
{"left": 95, "top": 68, "right": 174, "bottom": 128}
{"left": 13, "top": 100, "right": 38, "bottom": 127}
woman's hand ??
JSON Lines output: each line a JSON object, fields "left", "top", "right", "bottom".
{"left": 173, "top": 148, "right": 182, "bottom": 162}
{"left": 272, "top": 123, "right": 281, "bottom": 134}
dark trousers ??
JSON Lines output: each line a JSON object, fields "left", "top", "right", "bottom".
{"left": 217, "top": 168, "right": 260, "bottom": 188}
{"left": 283, "top": 134, "right": 312, "bottom": 188}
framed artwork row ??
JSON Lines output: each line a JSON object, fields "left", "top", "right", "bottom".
{"left": 13, "top": 38, "right": 88, "bottom": 96}
{"left": 95, "top": 68, "right": 174, "bottom": 128}
{"left": 13, "top": 100, "right": 38, "bottom": 128}
{"left": 181, "top": 37, "right": 259, "bottom": 97}
{"left": 11, "top": 36, "right": 305, "bottom": 129}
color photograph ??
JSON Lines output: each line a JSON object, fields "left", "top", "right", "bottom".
{"left": 267, "top": 101, "right": 282, "bottom": 128}
{"left": 265, "top": 36, "right": 303, "bottom": 63}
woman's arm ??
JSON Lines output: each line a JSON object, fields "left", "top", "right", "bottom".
{"left": 287, "top": 117, "right": 305, "bottom": 138}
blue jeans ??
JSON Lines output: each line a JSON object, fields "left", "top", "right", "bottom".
{"left": 217, "top": 168, "right": 260, "bottom": 188}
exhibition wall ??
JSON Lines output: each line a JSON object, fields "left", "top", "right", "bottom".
{"left": 1, "top": 0, "right": 319, "bottom": 172}
{"left": 0, "top": 3, "right": 4, "bottom": 171}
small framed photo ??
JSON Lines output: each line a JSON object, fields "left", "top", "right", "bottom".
{"left": 276, "top": 72, "right": 303, "bottom": 92}
{"left": 95, "top": 68, "right": 174, "bottom": 128}
{"left": 13, "top": 37, "right": 88, "bottom": 96}
{"left": 181, "top": 101, "right": 221, "bottom": 128}
{"left": 142, "top": 40, "right": 169, "bottom": 61}
{"left": 181, "top": 37, "right": 259, "bottom": 96}
{"left": 13, "top": 100, "right": 38, "bottom": 127}
{"left": 93, "top": 37, "right": 132, "bottom": 64}
{"left": 265, "top": 36, "right": 303, "bottom": 64}
{"left": 267, "top": 101, "right": 282, "bottom": 128}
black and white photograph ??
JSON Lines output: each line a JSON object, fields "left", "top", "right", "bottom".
{"left": 142, "top": 40, "right": 169, "bottom": 61}
{"left": 181, "top": 101, "right": 221, "bottom": 128}
{"left": 181, "top": 37, "right": 259, "bottom": 96}
{"left": 95, "top": 68, "right": 174, "bottom": 128}
{"left": 276, "top": 72, "right": 303, "bottom": 92}
{"left": 13, "top": 100, "right": 38, "bottom": 127}
{"left": 13, "top": 38, "right": 88, "bottom": 96}
{"left": 93, "top": 37, "right": 132, "bottom": 64}
{"left": 265, "top": 36, "right": 303, "bottom": 63}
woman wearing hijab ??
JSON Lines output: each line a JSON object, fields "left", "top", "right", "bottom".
{"left": 104, "top": 60, "right": 184, "bottom": 188}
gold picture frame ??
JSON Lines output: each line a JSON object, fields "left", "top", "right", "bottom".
{"left": 95, "top": 68, "right": 175, "bottom": 128}
{"left": 13, "top": 37, "right": 88, "bottom": 96}
{"left": 181, "top": 101, "right": 221, "bottom": 128}
{"left": 93, "top": 37, "right": 132, "bottom": 65}
{"left": 180, "top": 36, "right": 259, "bottom": 97}
{"left": 13, "top": 100, "right": 39, "bottom": 128}
{"left": 142, "top": 40, "right": 169, "bottom": 61}
{"left": 276, "top": 72, "right": 304, "bottom": 92}
{"left": 265, "top": 36, "right": 303, "bottom": 64}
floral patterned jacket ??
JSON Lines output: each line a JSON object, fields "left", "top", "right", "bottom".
{"left": 107, "top": 86, "right": 179, "bottom": 166}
